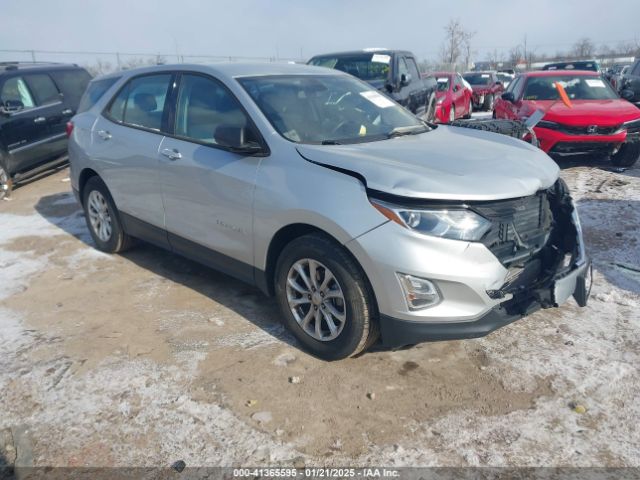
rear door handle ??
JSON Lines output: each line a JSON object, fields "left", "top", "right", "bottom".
{"left": 34, "top": 116, "right": 46, "bottom": 124}
{"left": 161, "top": 148, "right": 182, "bottom": 161}
{"left": 97, "top": 130, "right": 112, "bottom": 140}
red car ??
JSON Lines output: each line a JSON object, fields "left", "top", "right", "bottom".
{"left": 494, "top": 70, "right": 640, "bottom": 166}
{"left": 433, "top": 72, "right": 473, "bottom": 123}
{"left": 462, "top": 71, "right": 505, "bottom": 111}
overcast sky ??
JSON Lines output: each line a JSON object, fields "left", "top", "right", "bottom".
{"left": 1, "top": 0, "right": 638, "bottom": 65}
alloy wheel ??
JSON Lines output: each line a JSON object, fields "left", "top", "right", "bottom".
{"left": 286, "top": 258, "right": 346, "bottom": 341}
{"left": 87, "top": 190, "right": 112, "bottom": 242}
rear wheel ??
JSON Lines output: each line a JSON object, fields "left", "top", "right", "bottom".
{"left": 82, "top": 176, "right": 134, "bottom": 253}
{"left": 483, "top": 94, "right": 495, "bottom": 111}
{"left": 0, "top": 161, "right": 11, "bottom": 201}
{"left": 611, "top": 143, "right": 640, "bottom": 167}
{"left": 275, "top": 234, "right": 378, "bottom": 360}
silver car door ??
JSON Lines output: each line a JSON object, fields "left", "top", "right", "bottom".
{"left": 90, "top": 73, "right": 174, "bottom": 230}
{"left": 159, "top": 73, "right": 263, "bottom": 280}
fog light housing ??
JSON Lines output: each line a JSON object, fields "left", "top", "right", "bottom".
{"left": 397, "top": 273, "right": 441, "bottom": 310}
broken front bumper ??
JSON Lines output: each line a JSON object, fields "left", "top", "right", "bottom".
{"left": 379, "top": 258, "right": 591, "bottom": 347}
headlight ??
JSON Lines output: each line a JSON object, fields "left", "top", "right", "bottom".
{"left": 370, "top": 199, "right": 492, "bottom": 241}
{"left": 436, "top": 97, "right": 444, "bottom": 105}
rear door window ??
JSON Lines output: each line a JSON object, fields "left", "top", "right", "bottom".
{"left": 106, "top": 74, "right": 173, "bottom": 131}
{"left": 78, "top": 77, "right": 119, "bottom": 113}
{"left": 24, "top": 74, "right": 61, "bottom": 105}
{"left": 50, "top": 69, "right": 92, "bottom": 106}
{"left": 0, "top": 76, "right": 36, "bottom": 109}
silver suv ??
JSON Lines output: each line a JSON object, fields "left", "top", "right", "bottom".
{"left": 68, "top": 63, "right": 591, "bottom": 360}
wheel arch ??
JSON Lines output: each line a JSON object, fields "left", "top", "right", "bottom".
{"left": 78, "top": 167, "right": 101, "bottom": 205}
{"left": 259, "top": 223, "right": 379, "bottom": 315}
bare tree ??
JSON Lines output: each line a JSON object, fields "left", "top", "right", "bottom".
{"left": 439, "top": 19, "right": 475, "bottom": 69}
{"left": 84, "top": 59, "right": 113, "bottom": 77}
{"left": 572, "top": 37, "right": 595, "bottom": 59}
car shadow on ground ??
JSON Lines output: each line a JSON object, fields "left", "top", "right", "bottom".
{"left": 33, "top": 192, "right": 302, "bottom": 352}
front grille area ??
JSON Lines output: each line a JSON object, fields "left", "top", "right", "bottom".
{"left": 555, "top": 124, "right": 621, "bottom": 135}
{"left": 472, "top": 192, "right": 553, "bottom": 267}
{"left": 550, "top": 142, "right": 617, "bottom": 156}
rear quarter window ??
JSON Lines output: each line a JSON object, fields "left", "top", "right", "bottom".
{"left": 77, "top": 77, "right": 119, "bottom": 113}
{"left": 50, "top": 69, "right": 92, "bottom": 107}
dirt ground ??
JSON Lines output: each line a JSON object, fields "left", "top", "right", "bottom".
{"left": 1, "top": 153, "right": 639, "bottom": 468}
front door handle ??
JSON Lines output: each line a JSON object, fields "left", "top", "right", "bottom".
{"left": 97, "top": 130, "right": 112, "bottom": 140}
{"left": 62, "top": 108, "right": 73, "bottom": 116}
{"left": 34, "top": 116, "right": 46, "bottom": 124}
{"left": 161, "top": 148, "right": 182, "bottom": 161}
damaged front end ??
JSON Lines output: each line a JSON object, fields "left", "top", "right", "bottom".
{"left": 480, "top": 178, "right": 591, "bottom": 314}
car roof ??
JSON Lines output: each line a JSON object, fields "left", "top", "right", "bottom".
{"left": 309, "top": 49, "right": 412, "bottom": 59}
{"left": 0, "top": 62, "right": 85, "bottom": 74}
{"left": 523, "top": 70, "right": 600, "bottom": 77}
{"left": 101, "top": 62, "right": 344, "bottom": 80}
{"left": 463, "top": 70, "right": 497, "bottom": 75}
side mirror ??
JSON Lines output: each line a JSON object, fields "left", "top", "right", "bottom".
{"left": 214, "top": 125, "right": 263, "bottom": 154}
{"left": 453, "top": 85, "right": 460, "bottom": 92}
{"left": 501, "top": 92, "right": 516, "bottom": 103}
{"left": 621, "top": 89, "right": 634, "bottom": 101}
{"left": 495, "top": 81, "right": 503, "bottom": 87}
{"left": 400, "top": 73, "right": 412, "bottom": 87}
{"left": 1, "top": 99, "right": 24, "bottom": 114}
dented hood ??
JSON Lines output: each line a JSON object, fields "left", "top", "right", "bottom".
{"left": 296, "top": 125, "right": 559, "bottom": 201}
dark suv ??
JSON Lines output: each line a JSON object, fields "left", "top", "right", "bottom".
{"left": 620, "top": 59, "right": 640, "bottom": 106}
{"left": 0, "top": 62, "right": 91, "bottom": 199}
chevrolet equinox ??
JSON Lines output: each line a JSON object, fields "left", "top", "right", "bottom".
{"left": 68, "top": 63, "right": 591, "bottom": 360}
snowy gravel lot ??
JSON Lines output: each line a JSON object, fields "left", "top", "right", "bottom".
{"left": 1, "top": 144, "right": 639, "bottom": 469}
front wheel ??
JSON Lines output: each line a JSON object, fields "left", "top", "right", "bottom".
{"left": 448, "top": 105, "right": 456, "bottom": 123}
{"left": 275, "top": 234, "right": 378, "bottom": 360}
{"left": 82, "top": 176, "right": 134, "bottom": 253}
{"left": 611, "top": 143, "right": 640, "bottom": 167}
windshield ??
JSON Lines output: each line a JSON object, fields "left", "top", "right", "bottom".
{"left": 463, "top": 73, "right": 491, "bottom": 85}
{"left": 523, "top": 75, "right": 619, "bottom": 101}
{"left": 308, "top": 53, "right": 391, "bottom": 82}
{"left": 239, "top": 74, "right": 427, "bottom": 145}
{"left": 436, "top": 77, "right": 451, "bottom": 92}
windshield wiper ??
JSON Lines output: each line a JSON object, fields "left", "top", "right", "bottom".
{"left": 321, "top": 139, "right": 342, "bottom": 145}
{"left": 386, "top": 125, "right": 429, "bottom": 138}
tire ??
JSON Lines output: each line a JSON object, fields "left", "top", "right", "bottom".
{"left": 0, "top": 159, "right": 11, "bottom": 201}
{"left": 463, "top": 101, "right": 472, "bottom": 119}
{"left": 450, "top": 118, "right": 529, "bottom": 140}
{"left": 611, "top": 142, "right": 640, "bottom": 167}
{"left": 82, "top": 176, "right": 134, "bottom": 253}
{"left": 448, "top": 105, "right": 456, "bottom": 123}
{"left": 274, "top": 234, "right": 379, "bottom": 360}
{"left": 423, "top": 92, "right": 437, "bottom": 123}
{"left": 483, "top": 94, "right": 495, "bottom": 111}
